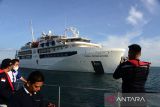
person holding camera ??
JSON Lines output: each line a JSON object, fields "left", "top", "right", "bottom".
{"left": 113, "top": 44, "right": 151, "bottom": 93}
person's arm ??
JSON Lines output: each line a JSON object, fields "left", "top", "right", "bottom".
{"left": 113, "top": 63, "right": 123, "bottom": 79}
{"left": 20, "top": 77, "right": 27, "bottom": 83}
{"left": 16, "top": 71, "right": 27, "bottom": 83}
{"left": 39, "top": 94, "right": 55, "bottom": 107}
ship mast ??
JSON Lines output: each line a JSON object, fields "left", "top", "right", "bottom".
{"left": 64, "top": 16, "right": 67, "bottom": 37}
{"left": 30, "top": 20, "right": 35, "bottom": 42}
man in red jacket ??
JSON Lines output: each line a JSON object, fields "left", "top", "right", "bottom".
{"left": 0, "top": 58, "right": 14, "bottom": 106}
{"left": 113, "top": 44, "right": 151, "bottom": 93}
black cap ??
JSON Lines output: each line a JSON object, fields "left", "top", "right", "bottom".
{"left": 128, "top": 44, "right": 141, "bottom": 52}
{"left": 0, "top": 58, "right": 12, "bottom": 69}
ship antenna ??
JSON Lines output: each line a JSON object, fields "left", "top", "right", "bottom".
{"left": 64, "top": 16, "right": 67, "bottom": 37}
{"left": 30, "top": 20, "right": 35, "bottom": 42}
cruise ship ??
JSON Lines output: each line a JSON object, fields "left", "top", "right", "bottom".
{"left": 16, "top": 27, "right": 125, "bottom": 73}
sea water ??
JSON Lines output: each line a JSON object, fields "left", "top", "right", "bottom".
{"left": 19, "top": 67, "right": 160, "bottom": 107}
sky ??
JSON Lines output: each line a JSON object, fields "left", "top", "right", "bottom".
{"left": 0, "top": 0, "right": 160, "bottom": 66}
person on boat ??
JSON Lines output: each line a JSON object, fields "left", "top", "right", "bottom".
{"left": 113, "top": 44, "right": 151, "bottom": 93}
{"left": 0, "top": 58, "right": 14, "bottom": 107}
{"left": 9, "top": 71, "right": 55, "bottom": 107}
{"left": 8, "top": 59, "right": 27, "bottom": 88}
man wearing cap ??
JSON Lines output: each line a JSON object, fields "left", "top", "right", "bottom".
{"left": 113, "top": 44, "right": 151, "bottom": 93}
{"left": 0, "top": 58, "right": 14, "bottom": 107}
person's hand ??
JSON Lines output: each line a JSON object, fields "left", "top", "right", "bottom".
{"left": 47, "top": 102, "right": 55, "bottom": 107}
{"left": 120, "top": 57, "right": 128, "bottom": 64}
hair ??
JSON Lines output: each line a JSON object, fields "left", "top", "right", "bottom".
{"left": 128, "top": 44, "right": 141, "bottom": 53}
{"left": 0, "top": 58, "right": 12, "bottom": 69}
{"left": 12, "top": 59, "right": 19, "bottom": 65}
{"left": 27, "top": 71, "right": 45, "bottom": 84}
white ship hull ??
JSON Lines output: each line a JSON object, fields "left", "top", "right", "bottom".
{"left": 18, "top": 27, "right": 125, "bottom": 73}
{"left": 19, "top": 47, "right": 125, "bottom": 73}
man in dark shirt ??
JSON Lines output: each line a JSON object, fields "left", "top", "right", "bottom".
{"left": 9, "top": 71, "right": 55, "bottom": 107}
{"left": 113, "top": 44, "right": 150, "bottom": 93}
{"left": 0, "top": 58, "right": 14, "bottom": 106}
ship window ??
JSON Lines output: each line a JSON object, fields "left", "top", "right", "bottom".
{"left": 46, "top": 48, "right": 50, "bottom": 53}
{"left": 18, "top": 50, "right": 32, "bottom": 55}
{"left": 64, "top": 45, "right": 68, "bottom": 48}
{"left": 46, "top": 42, "right": 49, "bottom": 46}
{"left": 52, "top": 41, "right": 55, "bottom": 45}
{"left": 41, "top": 43, "right": 44, "bottom": 47}
{"left": 19, "top": 55, "right": 32, "bottom": 59}
{"left": 50, "top": 48, "right": 54, "bottom": 52}
{"left": 39, "top": 51, "right": 77, "bottom": 58}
